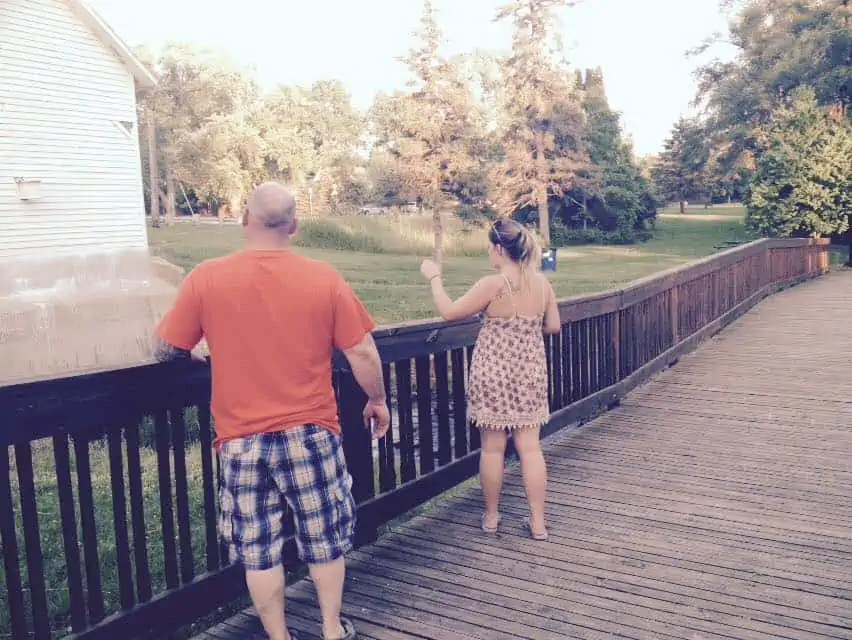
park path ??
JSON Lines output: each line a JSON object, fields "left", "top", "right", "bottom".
{"left": 197, "top": 272, "right": 852, "bottom": 640}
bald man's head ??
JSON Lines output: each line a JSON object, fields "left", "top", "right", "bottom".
{"left": 246, "top": 182, "right": 297, "bottom": 231}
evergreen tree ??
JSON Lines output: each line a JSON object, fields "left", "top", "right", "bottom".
{"left": 745, "top": 88, "right": 852, "bottom": 238}
{"left": 491, "top": 0, "right": 589, "bottom": 247}
{"left": 695, "top": 0, "right": 851, "bottom": 180}
{"left": 371, "top": 0, "right": 482, "bottom": 263}
{"left": 651, "top": 118, "right": 710, "bottom": 212}
{"left": 570, "top": 68, "right": 656, "bottom": 238}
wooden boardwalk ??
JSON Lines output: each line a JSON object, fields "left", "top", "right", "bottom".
{"left": 197, "top": 273, "right": 852, "bottom": 640}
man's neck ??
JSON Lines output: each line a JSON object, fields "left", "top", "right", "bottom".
{"left": 244, "top": 238, "right": 292, "bottom": 251}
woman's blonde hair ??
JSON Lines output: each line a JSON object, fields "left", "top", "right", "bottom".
{"left": 489, "top": 218, "right": 542, "bottom": 287}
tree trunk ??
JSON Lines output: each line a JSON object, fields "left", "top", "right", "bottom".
{"left": 229, "top": 194, "right": 242, "bottom": 226}
{"left": 165, "top": 173, "right": 176, "bottom": 226}
{"left": 433, "top": 206, "right": 444, "bottom": 265}
{"left": 538, "top": 192, "right": 550, "bottom": 248}
{"left": 679, "top": 200, "right": 685, "bottom": 214}
{"left": 534, "top": 131, "right": 550, "bottom": 247}
{"left": 846, "top": 223, "right": 852, "bottom": 268}
{"left": 146, "top": 119, "right": 160, "bottom": 228}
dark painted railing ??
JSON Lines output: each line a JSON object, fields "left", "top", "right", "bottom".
{"left": 0, "top": 238, "right": 828, "bottom": 639}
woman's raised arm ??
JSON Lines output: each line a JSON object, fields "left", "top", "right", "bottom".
{"left": 420, "top": 259, "right": 502, "bottom": 322}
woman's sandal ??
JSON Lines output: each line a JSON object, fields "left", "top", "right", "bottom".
{"left": 325, "top": 617, "right": 357, "bottom": 640}
{"left": 523, "top": 517, "right": 549, "bottom": 541}
{"left": 481, "top": 513, "right": 502, "bottom": 533}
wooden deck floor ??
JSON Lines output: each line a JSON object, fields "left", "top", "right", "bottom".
{"left": 197, "top": 273, "right": 852, "bottom": 640}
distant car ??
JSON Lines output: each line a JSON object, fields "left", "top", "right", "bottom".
{"left": 358, "top": 205, "right": 384, "bottom": 215}
{"left": 402, "top": 201, "right": 418, "bottom": 213}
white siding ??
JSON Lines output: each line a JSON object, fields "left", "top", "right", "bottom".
{"left": 0, "top": 0, "right": 148, "bottom": 260}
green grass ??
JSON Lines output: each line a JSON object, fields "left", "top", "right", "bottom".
{"left": 149, "top": 206, "right": 752, "bottom": 323}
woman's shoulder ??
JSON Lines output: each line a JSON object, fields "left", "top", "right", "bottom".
{"left": 476, "top": 273, "right": 506, "bottom": 290}
{"left": 533, "top": 271, "right": 553, "bottom": 289}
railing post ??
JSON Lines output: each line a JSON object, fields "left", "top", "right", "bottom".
{"left": 612, "top": 310, "right": 621, "bottom": 382}
{"left": 669, "top": 286, "right": 679, "bottom": 346}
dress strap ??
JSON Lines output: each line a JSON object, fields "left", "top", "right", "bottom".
{"left": 500, "top": 273, "right": 517, "bottom": 318}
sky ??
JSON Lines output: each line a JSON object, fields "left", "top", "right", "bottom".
{"left": 89, "top": 0, "right": 737, "bottom": 157}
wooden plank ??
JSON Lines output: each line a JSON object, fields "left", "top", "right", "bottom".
{"left": 107, "top": 428, "right": 135, "bottom": 610}
{"left": 433, "top": 351, "right": 452, "bottom": 466}
{"left": 153, "top": 409, "right": 180, "bottom": 590}
{"left": 197, "top": 272, "right": 852, "bottom": 640}
{"left": 197, "top": 403, "right": 220, "bottom": 572}
{"left": 73, "top": 436, "right": 106, "bottom": 624}
{"left": 414, "top": 356, "right": 434, "bottom": 475}
{"left": 125, "top": 421, "right": 153, "bottom": 602}
{"left": 53, "top": 434, "right": 87, "bottom": 631}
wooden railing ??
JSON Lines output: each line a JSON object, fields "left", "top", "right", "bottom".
{"left": 0, "top": 238, "right": 828, "bottom": 640}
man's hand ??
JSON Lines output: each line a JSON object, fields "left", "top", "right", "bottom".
{"left": 363, "top": 401, "right": 391, "bottom": 440}
{"left": 153, "top": 337, "right": 208, "bottom": 365}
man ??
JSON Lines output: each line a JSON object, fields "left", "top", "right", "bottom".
{"left": 155, "top": 183, "right": 389, "bottom": 640}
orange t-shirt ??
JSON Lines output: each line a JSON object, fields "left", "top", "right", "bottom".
{"left": 156, "top": 249, "right": 375, "bottom": 447}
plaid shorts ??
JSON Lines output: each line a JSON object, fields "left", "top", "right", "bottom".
{"left": 217, "top": 424, "right": 356, "bottom": 570}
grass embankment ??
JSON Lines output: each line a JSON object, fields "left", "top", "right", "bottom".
{"left": 149, "top": 206, "right": 751, "bottom": 323}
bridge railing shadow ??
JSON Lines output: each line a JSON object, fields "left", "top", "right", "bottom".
{"left": 0, "top": 238, "right": 828, "bottom": 640}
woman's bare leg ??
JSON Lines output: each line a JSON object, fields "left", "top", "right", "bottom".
{"left": 513, "top": 427, "right": 547, "bottom": 533}
{"left": 479, "top": 428, "right": 509, "bottom": 528}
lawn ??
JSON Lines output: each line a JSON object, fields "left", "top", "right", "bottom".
{"left": 148, "top": 206, "right": 751, "bottom": 324}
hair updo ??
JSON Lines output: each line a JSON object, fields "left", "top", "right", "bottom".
{"left": 488, "top": 218, "right": 541, "bottom": 269}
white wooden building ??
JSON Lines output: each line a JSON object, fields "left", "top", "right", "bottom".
{"left": 0, "top": 0, "right": 157, "bottom": 260}
{"left": 0, "top": 0, "right": 175, "bottom": 386}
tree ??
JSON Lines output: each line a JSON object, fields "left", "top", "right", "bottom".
{"left": 372, "top": 1, "right": 482, "bottom": 263}
{"left": 175, "top": 110, "right": 264, "bottom": 218}
{"left": 744, "top": 87, "right": 852, "bottom": 238}
{"left": 651, "top": 118, "right": 710, "bottom": 212}
{"left": 694, "top": 0, "right": 851, "bottom": 178}
{"left": 138, "top": 45, "right": 366, "bottom": 219}
{"left": 492, "top": 0, "right": 589, "bottom": 247}
{"left": 254, "top": 81, "right": 363, "bottom": 215}
{"left": 137, "top": 44, "right": 260, "bottom": 220}
{"left": 571, "top": 68, "right": 657, "bottom": 237}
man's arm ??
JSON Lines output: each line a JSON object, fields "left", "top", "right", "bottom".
{"left": 342, "top": 333, "right": 386, "bottom": 404}
{"left": 154, "top": 271, "right": 204, "bottom": 363}
{"left": 332, "top": 277, "right": 390, "bottom": 437}
{"left": 342, "top": 333, "right": 390, "bottom": 439}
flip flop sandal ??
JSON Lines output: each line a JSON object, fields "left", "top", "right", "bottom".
{"left": 326, "top": 617, "right": 357, "bottom": 640}
{"left": 481, "top": 513, "right": 501, "bottom": 533}
{"left": 523, "top": 517, "right": 549, "bottom": 541}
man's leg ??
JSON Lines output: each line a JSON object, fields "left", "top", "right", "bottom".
{"left": 276, "top": 425, "right": 357, "bottom": 640}
{"left": 308, "top": 557, "right": 346, "bottom": 639}
{"left": 246, "top": 566, "right": 290, "bottom": 640}
{"left": 219, "top": 435, "right": 292, "bottom": 640}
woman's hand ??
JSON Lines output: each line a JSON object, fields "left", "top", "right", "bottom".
{"left": 420, "top": 259, "right": 442, "bottom": 282}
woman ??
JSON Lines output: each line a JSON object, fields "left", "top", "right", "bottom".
{"left": 420, "top": 218, "right": 561, "bottom": 540}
